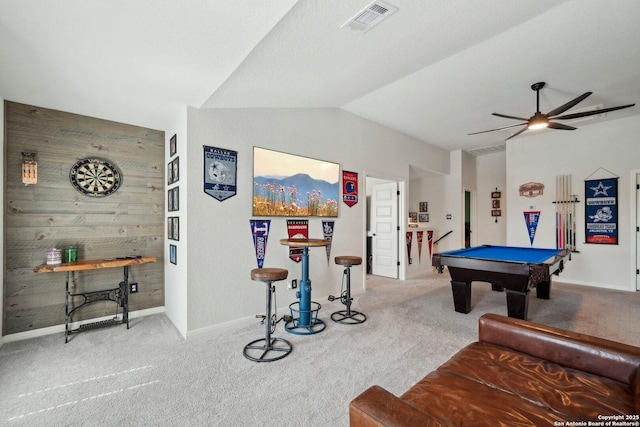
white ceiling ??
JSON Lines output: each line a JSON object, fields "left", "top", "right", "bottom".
{"left": 1, "top": 0, "right": 639, "bottom": 153}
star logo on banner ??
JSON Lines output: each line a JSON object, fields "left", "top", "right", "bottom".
{"left": 590, "top": 181, "right": 612, "bottom": 196}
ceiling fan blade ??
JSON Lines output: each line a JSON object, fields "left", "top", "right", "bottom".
{"left": 554, "top": 104, "right": 635, "bottom": 120}
{"left": 492, "top": 113, "right": 529, "bottom": 121}
{"left": 468, "top": 122, "right": 527, "bottom": 136}
{"left": 547, "top": 122, "right": 576, "bottom": 131}
{"left": 505, "top": 126, "right": 528, "bottom": 140}
{"left": 546, "top": 92, "right": 592, "bottom": 117}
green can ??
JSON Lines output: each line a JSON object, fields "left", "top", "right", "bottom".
{"left": 64, "top": 246, "right": 77, "bottom": 263}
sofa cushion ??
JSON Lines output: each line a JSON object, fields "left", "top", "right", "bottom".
{"left": 400, "top": 342, "right": 635, "bottom": 425}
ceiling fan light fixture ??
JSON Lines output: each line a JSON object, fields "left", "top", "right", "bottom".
{"left": 528, "top": 113, "right": 549, "bottom": 130}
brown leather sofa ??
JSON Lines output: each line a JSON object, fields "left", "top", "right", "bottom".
{"left": 350, "top": 313, "right": 640, "bottom": 426}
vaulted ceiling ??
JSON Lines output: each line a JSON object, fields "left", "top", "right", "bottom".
{"left": 1, "top": 0, "right": 639, "bottom": 153}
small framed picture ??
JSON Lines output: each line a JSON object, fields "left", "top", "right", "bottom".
{"left": 167, "top": 161, "right": 174, "bottom": 185}
{"left": 172, "top": 217, "right": 180, "bottom": 241}
{"left": 168, "top": 189, "right": 174, "bottom": 211}
{"left": 419, "top": 202, "right": 428, "bottom": 212}
{"left": 170, "top": 134, "right": 177, "bottom": 157}
{"left": 167, "top": 217, "right": 173, "bottom": 238}
{"left": 409, "top": 212, "right": 418, "bottom": 223}
{"left": 491, "top": 191, "right": 501, "bottom": 199}
{"left": 169, "top": 187, "right": 179, "bottom": 211}
{"left": 170, "top": 244, "right": 177, "bottom": 265}
{"left": 419, "top": 213, "right": 429, "bottom": 222}
{"left": 491, "top": 209, "right": 501, "bottom": 217}
{"left": 492, "top": 199, "right": 500, "bottom": 208}
{"left": 172, "top": 157, "right": 179, "bottom": 183}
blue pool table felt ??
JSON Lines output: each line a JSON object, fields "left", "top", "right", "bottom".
{"left": 440, "top": 245, "right": 562, "bottom": 264}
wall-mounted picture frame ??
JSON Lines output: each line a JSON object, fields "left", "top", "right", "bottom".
{"left": 252, "top": 147, "right": 339, "bottom": 217}
{"left": 491, "top": 191, "right": 501, "bottom": 199}
{"left": 169, "top": 244, "right": 177, "bottom": 265}
{"left": 172, "top": 157, "right": 179, "bottom": 183}
{"left": 170, "top": 134, "right": 177, "bottom": 157}
{"left": 419, "top": 202, "right": 428, "bottom": 212}
{"left": 168, "top": 216, "right": 180, "bottom": 240}
{"left": 167, "top": 161, "right": 174, "bottom": 185}
{"left": 168, "top": 187, "right": 179, "bottom": 211}
{"left": 491, "top": 209, "right": 501, "bottom": 217}
{"left": 492, "top": 199, "right": 500, "bottom": 208}
{"left": 409, "top": 212, "right": 418, "bottom": 223}
{"left": 419, "top": 213, "right": 429, "bottom": 222}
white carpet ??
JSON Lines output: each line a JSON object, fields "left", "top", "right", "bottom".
{"left": 1, "top": 271, "right": 639, "bottom": 426}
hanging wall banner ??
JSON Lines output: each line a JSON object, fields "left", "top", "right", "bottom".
{"left": 204, "top": 146, "right": 237, "bottom": 201}
{"left": 342, "top": 170, "right": 358, "bottom": 207}
{"left": 427, "top": 230, "right": 434, "bottom": 259}
{"left": 322, "top": 221, "right": 334, "bottom": 264}
{"left": 250, "top": 220, "right": 270, "bottom": 268}
{"left": 585, "top": 178, "right": 618, "bottom": 244}
{"left": 416, "top": 231, "right": 423, "bottom": 263}
{"left": 406, "top": 231, "right": 413, "bottom": 264}
{"left": 286, "top": 219, "right": 308, "bottom": 262}
{"left": 523, "top": 211, "right": 541, "bottom": 246}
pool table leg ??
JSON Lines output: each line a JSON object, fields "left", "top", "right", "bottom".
{"left": 451, "top": 280, "right": 471, "bottom": 314}
{"left": 505, "top": 290, "right": 529, "bottom": 320}
{"left": 536, "top": 280, "right": 551, "bottom": 299}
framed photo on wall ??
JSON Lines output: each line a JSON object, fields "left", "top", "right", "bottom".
{"left": 169, "top": 244, "right": 177, "bottom": 264}
{"left": 167, "top": 161, "right": 174, "bottom": 185}
{"left": 419, "top": 202, "right": 428, "bottom": 212}
{"left": 172, "top": 157, "right": 179, "bottom": 183}
{"left": 419, "top": 213, "right": 429, "bottom": 222}
{"left": 170, "top": 134, "right": 177, "bottom": 157}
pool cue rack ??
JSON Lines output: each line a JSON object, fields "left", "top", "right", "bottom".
{"left": 553, "top": 175, "right": 580, "bottom": 254}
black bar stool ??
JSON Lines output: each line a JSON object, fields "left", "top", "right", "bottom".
{"left": 328, "top": 256, "right": 366, "bottom": 324}
{"left": 243, "top": 268, "right": 293, "bottom": 362}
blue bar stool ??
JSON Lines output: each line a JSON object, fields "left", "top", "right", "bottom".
{"left": 328, "top": 256, "right": 367, "bottom": 324}
{"left": 243, "top": 268, "right": 293, "bottom": 362}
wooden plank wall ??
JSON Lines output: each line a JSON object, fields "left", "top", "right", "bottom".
{"left": 3, "top": 101, "right": 164, "bottom": 335}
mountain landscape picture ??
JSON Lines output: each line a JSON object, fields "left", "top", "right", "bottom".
{"left": 253, "top": 147, "right": 339, "bottom": 217}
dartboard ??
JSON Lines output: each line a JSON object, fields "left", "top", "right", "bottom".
{"left": 69, "top": 158, "right": 121, "bottom": 197}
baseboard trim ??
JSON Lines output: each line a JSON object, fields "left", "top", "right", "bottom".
{"left": 0, "top": 306, "right": 165, "bottom": 346}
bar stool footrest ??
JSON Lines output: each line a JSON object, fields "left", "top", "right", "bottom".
{"left": 243, "top": 337, "right": 292, "bottom": 362}
{"left": 330, "top": 310, "right": 367, "bottom": 324}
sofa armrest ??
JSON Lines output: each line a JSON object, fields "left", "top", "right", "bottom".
{"left": 478, "top": 313, "right": 640, "bottom": 385}
{"left": 349, "top": 386, "right": 446, "bottom": 427}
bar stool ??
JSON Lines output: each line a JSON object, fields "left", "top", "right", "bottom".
{"left": 328, "top": 256, "right": 366, "bottom": 324}
{"left": 243, "top": 268, "right": 293, "bottom": 362}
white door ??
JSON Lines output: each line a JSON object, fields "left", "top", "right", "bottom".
{"left": 371, "top": 181, "right": 398, "bottom": 278}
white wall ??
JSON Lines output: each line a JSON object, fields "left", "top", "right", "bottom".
{"left": 476, "top": 151, "right": 507, "bottom": 245}
{"left": 164, "top": 108, "right": 188, "bottom": 338}
{"left": 185, "top": 108, "right": 450, "bottom": 333}
{"left": 506, "top": 115, "right": 640, "bottom": 291}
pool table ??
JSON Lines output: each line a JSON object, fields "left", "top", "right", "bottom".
{"left": 432, "top": 245, "right": 568, "bottom": 320}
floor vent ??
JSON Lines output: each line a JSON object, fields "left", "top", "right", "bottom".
{"left": 342, "top": 1, "right": 398, "bottom": 32}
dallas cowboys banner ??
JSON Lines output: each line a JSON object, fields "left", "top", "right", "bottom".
{"left": 204, "top": 146, "right": 237, "bottom": 201}
{"left": 523, "top": 211, "right": 541, "bottom": 246}
{"left": 585, "top": 178, "right": 618, "bottom": 245}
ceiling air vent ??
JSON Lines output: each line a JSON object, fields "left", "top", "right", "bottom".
{"left": 342, "top": 1, "right": 398, "bottom": 32}
{"left": 467, "top": 145, "right": 506, "bottom": 157}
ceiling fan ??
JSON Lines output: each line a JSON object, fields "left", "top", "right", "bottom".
{"left": 469, "top": 82, "right": 635, "bottom": 140}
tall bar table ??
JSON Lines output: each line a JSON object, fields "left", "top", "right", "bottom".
{"left": 279, "top": 238, "right": 330, "bottom": 335}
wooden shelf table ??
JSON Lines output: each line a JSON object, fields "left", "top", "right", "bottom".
{"left": 34, "top": 256, "right": 156, "bottom": 342}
